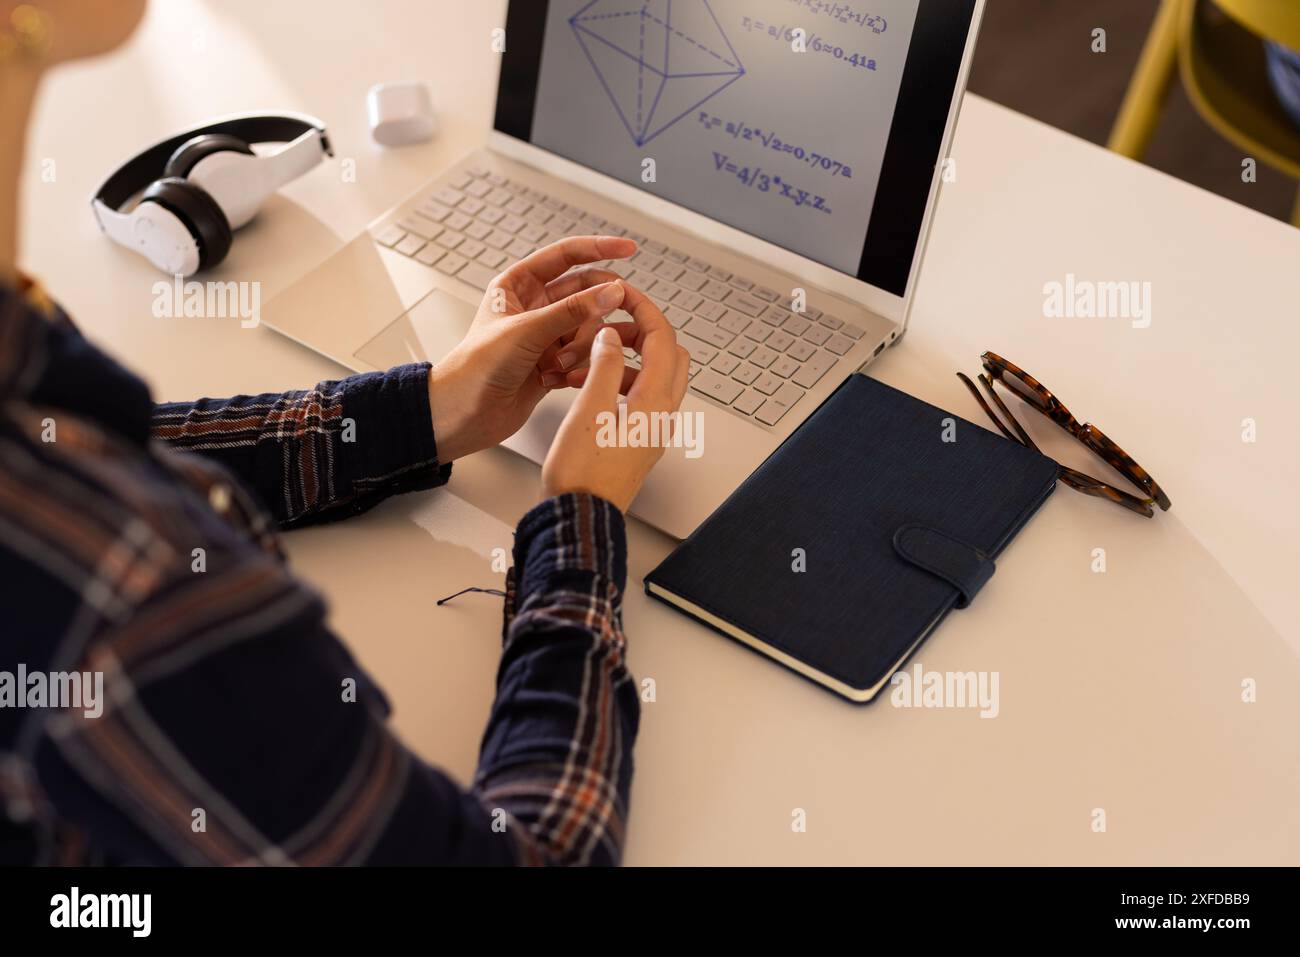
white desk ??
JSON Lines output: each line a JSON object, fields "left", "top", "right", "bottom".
{"left": 23, "top": 0, "right": 1300, "bottom": 864}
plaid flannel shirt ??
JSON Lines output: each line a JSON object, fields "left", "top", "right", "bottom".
{"left": 0, "top": 280, "right": 638, "bottom": 865}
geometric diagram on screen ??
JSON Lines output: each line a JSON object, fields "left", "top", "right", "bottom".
{"left": 571, "top": 0, "right": 745, "bottom": 147}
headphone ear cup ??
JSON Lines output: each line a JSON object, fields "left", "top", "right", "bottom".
{"left": 139, "top": 177, "right": 233, "bottom": 271}
{"left": 163, "top": 133, "right": 255, "bottom": 179}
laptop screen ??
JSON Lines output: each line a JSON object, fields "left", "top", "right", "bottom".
{"left": 495, "top": 0, "right": 978, "bottom": 296}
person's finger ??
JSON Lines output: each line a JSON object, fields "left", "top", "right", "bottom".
{"left": 670, "top": 345, "right": 690, "bottom": 405}
{"left": 537, "top": 320, "right": 595, "bottom": 386}
{"left": 560, "top": 364, "right": 640, "bottom": 395}
{"left": 550, "top": 320, "right": 640, "bottom": 373}
{"left": 498, "top": 236, "right": 636, "bottom": 298}
{"left": 541, "top": 274, "right": 645, "bottom": 366}
{"left": 641, "top": 346, "right": 689, "bottom": 447}
{"left": 620, "top": 288, "right": 680, "bottom": 405}
{"left": 536, "top": 342, "right": 564, "bottom": 386}
{"left": 544, "top": 266, "right": 624, "bottom": 304}
{"left": 550, "top": 314, "right": 604, "bottom": 371}
{"left": 569, "top": 326, "right": 627, "bottom": 414}
{"left": 543, "top": 279, "right": 660, "bottom": 354}
{"left": 513, "top": 280, "right": 627, "bottom": 351}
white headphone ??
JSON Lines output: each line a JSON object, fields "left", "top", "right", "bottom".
{"left": 91, "top": 112, "right": 332, "bottom": 276}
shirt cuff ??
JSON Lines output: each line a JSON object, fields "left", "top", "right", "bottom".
{"left": 338, "top": 362, "right": 451, "bottom": 494}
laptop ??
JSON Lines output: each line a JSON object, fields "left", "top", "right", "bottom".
{"left": 262, "top": 0, "right": 985, "bottom": 540}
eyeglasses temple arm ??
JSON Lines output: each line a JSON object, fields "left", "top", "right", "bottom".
{"left": 978, "top": 374, "right": 1042, "bottom": 453}
{"left": 956, "top": 372, "right": 1022, "bottom": 444}
{"left": 436, "top": 586, "right": 507, "bottom": 606}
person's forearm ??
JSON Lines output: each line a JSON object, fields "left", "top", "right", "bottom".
{"left": 150, "top": 363, "right": 450, "bottom": 528}
{"left": 472, "top": 493, "right": 640, "bottom": 866}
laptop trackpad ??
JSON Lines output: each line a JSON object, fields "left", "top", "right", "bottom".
{"left": 354, "top": 288, "right": 477, "bottom": 370}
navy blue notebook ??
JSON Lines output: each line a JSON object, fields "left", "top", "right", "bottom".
{"left": 645, "top": 373, "right": 1060, "bottom": 703}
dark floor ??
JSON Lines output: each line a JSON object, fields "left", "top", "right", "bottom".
{"left": 967, "top": 0, "right": 1297, "bottom": 224}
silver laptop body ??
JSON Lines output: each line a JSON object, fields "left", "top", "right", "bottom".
{"left": 263, "top": 0, "right": 986, "bottom": 539}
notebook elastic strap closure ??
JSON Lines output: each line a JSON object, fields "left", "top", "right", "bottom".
{"left": 892, "top": 524, "right": 995, "bottom": 609}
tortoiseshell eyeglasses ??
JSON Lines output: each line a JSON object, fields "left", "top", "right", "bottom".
{"left": 957, "top": 352, "right": 1172, "bottom": 518}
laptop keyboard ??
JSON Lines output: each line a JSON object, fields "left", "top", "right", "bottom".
{"left": 372, "top": 163, "right": 866, "bottom": 427}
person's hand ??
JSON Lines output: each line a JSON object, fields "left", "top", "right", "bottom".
{"left": 427, "top": 235, "right": 639, "bottom": 461}
{"left": 542, "top": 283, "right": 690, "bottom": 512}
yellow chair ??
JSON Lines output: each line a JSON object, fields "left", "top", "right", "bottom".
{"left": 1108, "top": 0, "right": 1300, "bottom": 224}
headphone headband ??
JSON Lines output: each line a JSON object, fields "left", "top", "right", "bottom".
{"left": 93, "top": 111, "right": 332, "bottom": 211}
